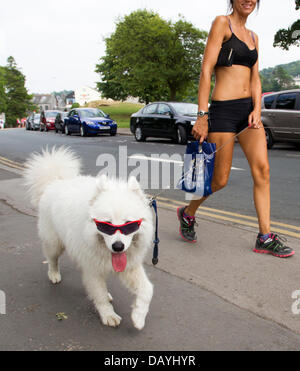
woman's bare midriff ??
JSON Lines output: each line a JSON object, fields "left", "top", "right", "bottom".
{"left": 211, "top": 65, "right": 252, "bottom": 101}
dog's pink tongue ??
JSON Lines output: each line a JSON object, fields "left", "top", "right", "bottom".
{"left": 112, "top": 253, "right": 127, "bottom": 272}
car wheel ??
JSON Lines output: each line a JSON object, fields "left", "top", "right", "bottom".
{"left": 135, "top": 126, "right": 146, "bottom": 142}
{"left": 110, "top": 131, "right": 117, "bottom": 136}
{"left": 265, "top": 128, "right": 274, "bottom": 149}
{"left": 80, "top": 125, "right": 86, "bottom": 137}
{"left": 65, "top": 125, "right": 71, "bottom": 136}
{"left": 55, "top": 128, "right": 58, "bottom": 133}
{"left": 176, "top": 125, "right": 187, "bottom": 145}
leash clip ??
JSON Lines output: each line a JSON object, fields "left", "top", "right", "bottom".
{"left": 149, "top": 196, "right": 155, "bottom": 207}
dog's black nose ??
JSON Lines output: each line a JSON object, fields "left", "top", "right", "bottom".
{"left": 112, "top": 241, "right": 125, "bottom": 252}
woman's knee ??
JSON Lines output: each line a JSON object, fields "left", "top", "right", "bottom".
{"left": 252, "top": 163, "right": 270, "bottom": 185}
{"left": 212, "top": 175, "right": 229, "bottom": 192}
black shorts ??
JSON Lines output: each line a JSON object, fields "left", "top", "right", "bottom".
{"left": 208, "top": 97, "right": 253, "bottom": 133}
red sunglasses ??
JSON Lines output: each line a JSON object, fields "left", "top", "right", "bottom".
{"left": 94, "top": 219, "right": 142, "bottom": 236}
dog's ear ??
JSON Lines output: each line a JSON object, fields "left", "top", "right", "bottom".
{"left": 90, "top": 174, "right": 110, "bottom": 209}
{"left": 128, "top": 176, "right": 146, "bottom": 200}
{"left": 96, "top": 174, "right": 109, "bottom": 191}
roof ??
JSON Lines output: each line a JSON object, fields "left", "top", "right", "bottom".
{"left": 65, "top": 91, "right": 75, "bottom": 99}
{"left": 149, "top": 102, "right": 197, "bottom": 105}
{"left": 264, "top": 89, "right": 300, "bottom": 97}
{"left": 32, "top": 94, "right": 56, "bottom": 104}
{"left": 75, "top": 108, "right": 100, "bottom": 110}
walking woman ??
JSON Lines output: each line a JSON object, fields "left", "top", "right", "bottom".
{"left": 177, "top": 0, "right": 294, "bottom": 257}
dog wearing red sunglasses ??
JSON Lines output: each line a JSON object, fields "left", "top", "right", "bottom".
{"left": 24, "top": 147, "right": 154, "bottom": 330}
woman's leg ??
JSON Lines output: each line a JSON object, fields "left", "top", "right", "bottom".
{"left": 238, "top": 127, "right": 294, "bottom": 257}
{"left": 237, "top": 128, "right": 270, "bottom": 234}
{"left": 185, "top": 132, "right": 236, "bottom": 217}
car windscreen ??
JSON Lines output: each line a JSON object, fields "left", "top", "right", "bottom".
{"left": 45, "top": 111, "right": 60, "bottom": 118}
{"left": 80, "top": 109, "right": 106, "bottom": 118}
{"left": 34, "top": 114, "right": 40, "bottom": 119}
{"left": 171, "top": 103, "right": 198, "bottom": 117}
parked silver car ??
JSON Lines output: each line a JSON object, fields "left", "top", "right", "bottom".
{"left": 31, "top": 113, "right": 41, "bottom": 130}
{"left": 261, "top": 89, "right": 300, "bottom": 149}
{"left": 25, "top": 113, "right": 34, "bottom": 130}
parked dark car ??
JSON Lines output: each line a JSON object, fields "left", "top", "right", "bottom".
{"left": 40, "top": 110, "right": 61, "bottom": 132}
{"left": 130, "top": 102, "right": 198, "bottom": 144}
{"left": 54, "top": 111, "right": 68, "bottom": 133}
{"left": 64, "top": 108, "right": 117, "bottom": 137}
{"left": 261, "top": 89, "right": 300, "bottom": 149}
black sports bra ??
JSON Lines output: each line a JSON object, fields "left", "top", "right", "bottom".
{"left": 216, "top": 18, "right": 258, "bottom": 69}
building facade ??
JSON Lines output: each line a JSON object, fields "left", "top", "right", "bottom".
{"left": 32, "top": 94, "right": 58, "bottom": 112}
{"left": 75, "top": 86, "right": 102, "bottom": 106}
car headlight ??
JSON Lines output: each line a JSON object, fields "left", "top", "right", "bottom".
{"left": 86, "top": 121, "right": 96, "bottom": 127}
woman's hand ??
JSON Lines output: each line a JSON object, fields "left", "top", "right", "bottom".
{"left": 248, "top": 110, "right": 262, "bottom": 129}
{"left": 191, "top": 117, "right": 209, "bottom": 143}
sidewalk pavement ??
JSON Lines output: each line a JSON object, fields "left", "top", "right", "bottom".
{"left": 0, "top": 164, "right": 300, "bottom": 350}
{"left": 118, "top": 127, "right": 132, "bottom": 136}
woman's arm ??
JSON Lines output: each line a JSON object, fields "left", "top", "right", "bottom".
{"left": 192, "top": 16, "right": 229, "bottom": 142}
{"left": 249, "top": 33, "right": 262, "bottom": 129}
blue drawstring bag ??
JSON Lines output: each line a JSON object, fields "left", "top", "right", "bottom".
{"left": 177, "top": 141, "right": 216, "bottom": 197}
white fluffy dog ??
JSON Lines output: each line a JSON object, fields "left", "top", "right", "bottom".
{"left": 23, "top": 147, "right": 154, "bottom": 330}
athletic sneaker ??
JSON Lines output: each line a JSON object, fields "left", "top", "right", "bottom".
{"left": 253, "top": 233, "right": 295, "bottom": 258}
{"left": 177, "top": 207, "right": 197, "bottom": 243}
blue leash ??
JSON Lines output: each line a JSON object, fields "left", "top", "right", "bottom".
{"left": 149, "top": 198, "right": 159, "bottom": 265}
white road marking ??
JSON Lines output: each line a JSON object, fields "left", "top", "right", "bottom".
{"left": 130, "top": 155, "right": 183, "bottom": 165}
{"left": 129, "top": 154, "right": 245, "bottom": 171}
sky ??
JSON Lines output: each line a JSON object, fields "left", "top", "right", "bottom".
{"left": 0, "top": 0, "right": 299, "bottom": 94}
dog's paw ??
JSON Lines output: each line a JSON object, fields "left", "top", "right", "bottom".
{"left": 108, "top": 292, "right": 113, "bottom": 302}
{"left": 48, "top": 270, "right": 62, "bottom": 284}
{"left": 131, "top": 309, "right": 146, "bottom": 331}
{"left": 101, "top": 313, "right": 122, "bottom": 328}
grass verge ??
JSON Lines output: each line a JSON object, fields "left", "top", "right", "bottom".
{"left": 98, "top": 103, "right": 144, "bottom": 128}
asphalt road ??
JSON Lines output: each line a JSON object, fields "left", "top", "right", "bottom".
{"left": 0, "top": 128, "right": 299, "bottom": 227}
{"left": 1, "top": 129, "right": 300, "bottom": 351}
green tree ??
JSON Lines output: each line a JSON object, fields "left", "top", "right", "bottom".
{"left": 274, "top": 66, "right": 296, "bottom": 89}
{"left": 4, "top": 56, "right": 34, "bottom": 127}
{"left": 274, "top": 0, "right": 300, "bottom": 50}
{"left": 96, "top": 10, "right": 207, "bottom": 104}
{"left": 0, "top": 66, "right": 7, "bottom": 114}
{"left": 260, "top": 65, "right": 298, "bottom": 92}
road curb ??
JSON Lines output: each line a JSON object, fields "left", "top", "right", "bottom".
{"left": 117, "top": 130, "right": 133, "bottom": 136}
{"left": 155, "top": 196, "right": 300, "bottom": 240}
